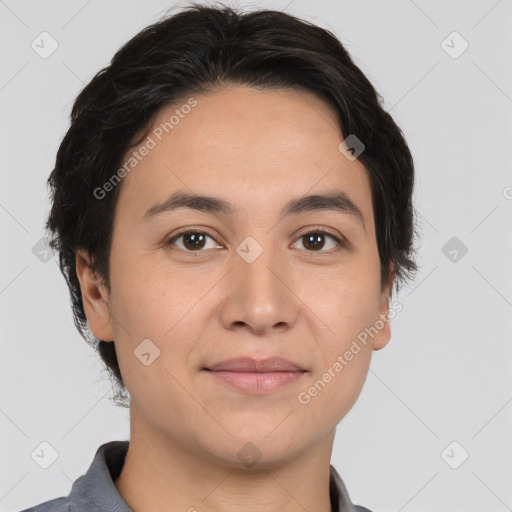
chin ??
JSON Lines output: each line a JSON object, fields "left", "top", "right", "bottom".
{"left": 201, "top": 429, "right": 310, "bottom": 470}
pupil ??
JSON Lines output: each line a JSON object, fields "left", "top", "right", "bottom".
{"left": 181, "top": 233, "right": 326, "bottom": 251}
{"left": 184, "top": 233, "right": 205, "bottom": 250}
{"left": 305, "top": 233, "right": 324, "bottom": 250}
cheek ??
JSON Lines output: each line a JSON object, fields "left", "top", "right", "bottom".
{"left": 297, "top": 273, "right": 377, "bottom": 417}
{"left": 296, "top": 350, "right": 371, "bottom": 433}
{"left": 121, "top": 356, "right": 207, "bottom": 449}
{"left": 106, "top": 257, "right": 203, "bottom": 387}
{"left": 296, "top": 270, "right": 378, "bottom": 414}
{"left": 309, "top": 266, "right": 381, "bottom": 351}
{"left": 108, "top": 260, "right": 206, "bottom": 430}
{"left": 109, "top": 253, "right": 200, "bottom": 336}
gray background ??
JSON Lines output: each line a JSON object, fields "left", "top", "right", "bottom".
{"left": 1, "top": 1, "right": 511, "bottom": 511}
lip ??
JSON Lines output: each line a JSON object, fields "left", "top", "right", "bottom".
{"left": 205, "top": 356, "right": 305, "bottom": 372}
{"left": 203, "top": 357, "right": 307, "bottom": 394}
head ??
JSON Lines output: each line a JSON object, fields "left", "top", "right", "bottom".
{"left": 46, "top": 3, "right": 418, "bottom": 466}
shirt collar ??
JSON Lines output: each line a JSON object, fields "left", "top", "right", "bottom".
{"left": 68, "top": 440, "right": 360, "bottom": 512}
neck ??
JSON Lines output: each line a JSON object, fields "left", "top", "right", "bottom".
{"left": 114, "top": 402, "right": 336, "bottom": 512}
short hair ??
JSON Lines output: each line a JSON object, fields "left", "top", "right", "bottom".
{"left": 45, "top": 2, "right": 419, "bottom": 406}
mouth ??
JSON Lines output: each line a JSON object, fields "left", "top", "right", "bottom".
{"left": 204, "top": 356, "right": 305, "bottom": 372}
{"left": 202, "top": 356, "right": 307, "bottom": 394}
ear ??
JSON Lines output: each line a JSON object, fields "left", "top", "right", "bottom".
{"left": 75, "top": 249, "right": 115, "bottom": 343}
{"left": 372, "top": 265, "right": 396, "bottom": 351}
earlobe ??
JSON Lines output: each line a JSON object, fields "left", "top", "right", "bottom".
{"left": 372, "top": 265, "right": 396, "bottom": 351}
{"left": 75, "top": 250, "right": 115, "bottom": 342}
{"left": 372, "top": 294, "right": 391, "bottom": 351}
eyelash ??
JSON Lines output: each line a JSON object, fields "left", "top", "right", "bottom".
{"left": 165, "top": 227, "right": 345, "bottom": 254}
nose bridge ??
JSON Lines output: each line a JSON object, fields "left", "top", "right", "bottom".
{"left": 221, "top": 233, "right": 297, "bottom": 332}
{"left": 236, "top": 233, "right": 285, "bottom": 295}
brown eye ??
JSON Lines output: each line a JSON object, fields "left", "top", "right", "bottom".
{"left": 167, "top": 230, "right": 220, "bottom": 251}
{"left": 166, "top": 228, "right": 343, "bottom": 254}
{"left": 292, "top": 231, "right": 341, "bottom": 252}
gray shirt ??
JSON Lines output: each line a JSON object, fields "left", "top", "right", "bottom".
{"left": 20, "top": 440, "right": 374, "bottom": 512}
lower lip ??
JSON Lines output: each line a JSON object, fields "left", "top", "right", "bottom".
{"left": 205, "top": 370, "right": 306, "bottom": 393}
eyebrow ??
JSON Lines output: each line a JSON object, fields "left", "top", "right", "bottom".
{"left": 143, "top": 189, "right": 366, "bottom": 231}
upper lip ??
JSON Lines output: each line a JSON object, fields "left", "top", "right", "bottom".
{"left": 205, "top": 356, "right": 305, "bottom": 372}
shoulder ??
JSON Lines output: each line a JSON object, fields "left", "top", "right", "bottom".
{"left": 18, "top": 440, "right": 129, "bottom": 512}
{"left": 354, "top": 506, "right": 375, "bottom": 512}
{"left": 18, "top": 496, "right": 71, "bottom": 512}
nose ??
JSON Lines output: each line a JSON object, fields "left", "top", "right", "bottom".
{"left": 219, "top": 243, "right": 299, "bottom": 336}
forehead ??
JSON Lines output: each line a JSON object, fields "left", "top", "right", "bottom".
{"left": 114, "top": 85, "right": 374, "bottom": 229}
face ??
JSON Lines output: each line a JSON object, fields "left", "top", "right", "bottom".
{"left": 77, "top": 85, "right": 393, "bottom": 468}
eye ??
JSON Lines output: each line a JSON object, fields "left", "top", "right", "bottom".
{"left": 166, "top": 228, "right": 221, "bottom": 252}
{"left": 291, "top": 230, "right": 342, "bottom": 253}
{"left": 166, "top": 228, "right": 344, "bottom": 253}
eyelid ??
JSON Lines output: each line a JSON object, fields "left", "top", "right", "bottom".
{"left": 293, "top": 225, "right": 344, "bottom": 243}
{"left": 165, "top": 225, "right": 346, "bottom": 252}
{"left": 166, "top": 226, "right": 222, "bottom": 250}
{"left": 291, "top": 226, "right": 346, "bottom": 253}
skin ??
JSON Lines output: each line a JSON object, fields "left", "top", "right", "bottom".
{"left": 76, "top": 85, "right": 394, "bottom": 512}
